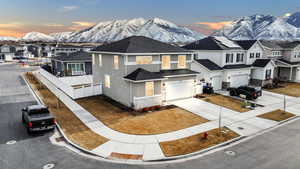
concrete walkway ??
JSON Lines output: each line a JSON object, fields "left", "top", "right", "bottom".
{"left": 34, "top": 69, "right": 300, "bottom": 161}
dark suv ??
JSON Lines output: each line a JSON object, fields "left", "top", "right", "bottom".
{"left": 228, "top": 86, "right": 262, "bottom": 100}
{"left": 22, "top": 105, "right": 56, "bottom": 134}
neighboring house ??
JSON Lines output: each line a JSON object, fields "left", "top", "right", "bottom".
{"left": 51, "top": 51, "right": 92, "bottom": 77}
{"left": 52, "top": 44, "right": 86, "bottom": 57}
{"left": 274, "top": 41, "right": 300, "bottom": 82}
{"left": 90, "top": 36, "right": 198, "bottom": 110}
{"left": 0, "top": 44, "right": 16, "bottom": 61}
{"left": 184, "top": 36, "right": 251, "bottom": 90}
{"left": 235, "top": 40, "right": 276, "bottom": 86}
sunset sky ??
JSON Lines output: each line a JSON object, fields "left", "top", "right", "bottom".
{"left": 0, "top": 0, "right": 298, "bottom": 37}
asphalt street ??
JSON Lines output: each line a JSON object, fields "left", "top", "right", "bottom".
{"left": 1, "top": 63, "right": 300, "bottom": 169}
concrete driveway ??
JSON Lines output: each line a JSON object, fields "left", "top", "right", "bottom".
{"left": 217, "top": 90, "right": 296, "bottom": 107}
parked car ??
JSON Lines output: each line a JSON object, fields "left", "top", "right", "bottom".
{"left": 22, "top": 105, "right": 56, "bottom": 134}
{"left": 228, "top": 86, "right": 262, "bottom": 100}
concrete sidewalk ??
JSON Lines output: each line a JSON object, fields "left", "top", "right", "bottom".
{"left": 34, "top": 69, "right": 300, "bottom": 161}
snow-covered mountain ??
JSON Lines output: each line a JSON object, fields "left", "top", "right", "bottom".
{"left": 22, "top": 32, "right": 55, "bottom": 42}
{"left": 52, "top": 18, "right": 204, "bottom": 43}
{"left": 214, "top": 12, "right": 300, "bottom": 40}
{"left": 49, "top": 32, "right": 73, "bottom": 42}
{"left": 0, "top": 36, "right": 18, "bottom": 41}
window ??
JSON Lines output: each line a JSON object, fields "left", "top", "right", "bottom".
{"left": 145, "top": 81, "right": 154, "bottom": 96}
{"left": 226, "top": 54, "right": 230, "bottom": 63}
{"left": 256, "top": 53, "right": 261, "bottom": 58}
{"left": 236, "top": 53, "right": 244, "bottom": 62}
{"left": 98, "top": 54, "right": 102, "bottom": 66}
{"left": 250, "top": 53, "right": 255, "bottom": 58}
{"left": 104, "top": 75, "right": 110, "bottom": 88}
{"left": 113, "top": 55, "right": 119, "bottom": 69}
{"left": 241, "top": 53, "right": 244, "bottom": 62}
{"left": 178, "top": 55, "right": 186, "bottom": 69}
{"left": 265, "top": 69, "right": 272, "bottom": 79}
{"left": 161, "top": 55, "right": 171, "bottom": 69}
{"left": 272, "top": 51, "right": 281, "bottom": 56}
{"left": 230, "top": 53, "right": 234, "bottom": 63}
{"left": 92, "top": 54, "right": 95, "bottom": 65}
{"left": 67, "top": 63, "right": 85, "bottom": 75}
{"left": 136, "top": 56, "right": 152, "bottom": 64}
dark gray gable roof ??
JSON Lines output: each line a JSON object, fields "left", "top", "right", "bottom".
{"left": 52, "top": 51, "right": 92, "bottom": 62}
{"left": 259, "top": 40, "right": 282, "bottom": 49}
{"left": 278, "top": 41, "right": 300, "bottom": 49}
{"left": 123, "top": 68, "right": 164, "bottom": 81}
{"left": 252, "top": 59, "right": 271, "bottom": 67}
{"left": 195, "top": 59, "right": 222, "bottom": 71}
{"left": 92, "top": 36, "right": 189, "bottom": 53}
{"left": 278, "top": 59, "right": 300, "bottom": 65}
{"left": 183, "top": 36, "right": 242, "bottom": 50}
{"left": 158, "top": 69, "right": 199, "bottom": 77}
{"left": 223, "top": 64, "right": 251, "bottom": 69}
{"left": 235, "top": 40, "right": 257, "bottom": 50}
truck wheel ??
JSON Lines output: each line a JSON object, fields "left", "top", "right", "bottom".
{"left": 230, "top": 90, "right": 236, "bottom": 96}
{"left": 27, "top": 128, "right": 32, "bottom": 134}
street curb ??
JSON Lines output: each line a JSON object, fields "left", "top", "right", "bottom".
{"left": 21, "top": 73, "right": 107, "bottom": 159}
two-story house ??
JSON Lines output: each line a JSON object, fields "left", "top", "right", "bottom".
{"left": 0, "top": 44, "right": 16, "bottom": 61}
{"left": 90, "top": 36, "right": 198, "bottom": 110}
{"left": 184, "top": 36, "right": 251, "bottom": 90}
{"left": 274, "top": 41, "right": 300, "bottom": 82}
{"left": 235, "top": 40, "right": 276, "bottom": 86}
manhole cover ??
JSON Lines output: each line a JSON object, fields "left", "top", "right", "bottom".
{"left": 225, "top": 151, "right": 236, "bottom": 156}
{"left": 43, "top": 163, "right": 55, "bottom": 169}
{"left": 238, "top": 127, "right": 244, "bottom": 130}
{"left": 6, "top": 140, "right": 16, "bottom": 145}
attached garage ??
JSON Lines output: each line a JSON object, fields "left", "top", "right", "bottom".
{"left": 165, "top": 80, "right": 194, "bottom": 101}
{"left": 230, "top": 74, "right": 249, "bottom": 87}
{"left": 211, "top": 76, "right": 222, "bottom": 90}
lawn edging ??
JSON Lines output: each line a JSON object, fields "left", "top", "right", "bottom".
{"left": 21, "top": 73, "right": 106, "bottom": 159}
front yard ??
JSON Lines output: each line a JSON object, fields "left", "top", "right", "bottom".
{"left": 160, "top": 127, "right": 239, "bottom": 157}
{"left": 76, "top": 96, "right": 209, "bottom": 135}
{"left": 25, "top": 72, "right": 108, "bottom": 150}
{"left": 266, "top": 82, "right": 300, "bottom": 97}
{"left": 258, "top": 109, "right": 295, "bottom": 122}
{"left": 197, "top": 94, "right": 251, "bottom": 113}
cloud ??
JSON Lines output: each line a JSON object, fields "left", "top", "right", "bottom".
{"left": 0, "top": 23, "right": 22, "bottom": 28}
{"left": 195, "top": 21, "right": 232, "bottom": 30}
{"left": 44, "top": 23, "right": 65, "bottom": 27}
{"left": 69, "top": 21, "right": 95, "bottom": 30}
{"left": 60, "top": 6, "right": 79, "bottom": 12}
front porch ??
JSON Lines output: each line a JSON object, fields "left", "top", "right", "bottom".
{"left": 275, "top": 59, "right": 300, "bottom": 82}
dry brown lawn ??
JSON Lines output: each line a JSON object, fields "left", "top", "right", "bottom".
{"left": 160, "top": 127, "right": 239, "bottom": 157}
{"left": 76, "top": 96, "right": 209, "bottom": 135}
{"left": 266, "top": 83, "right": 300, "bottom": 97}
{"left": 25, "top": 72, "right": 108, "bottom": 150}
{"left": 258, "top": 109, "right": 295, "bottom": 122}
{"left": 199, "top": 94, "right": 250, "bottom": 112}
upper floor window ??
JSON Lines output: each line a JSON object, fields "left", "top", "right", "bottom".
{"left": 98, "top": 54, "right": 102, "bottom": 66}
{"left": 294, "top": 51, "right": 300, "bottom": 58}
{"left": 161, "top": 55, "right": 171, "bottom": 69}
{"left": 67, "top": 63, "right": 85, "bottom": 76}
{"left": 226, "top": 53, "right": 234, "bottom": 63}
{"left": 178, "top": 55, "right": 186, "bottom": 69}
{"left": 272, "top": 51, "right": 281, "bottom": 56}
{"left": 236, "top": 53, "right": 244, "bottom": 62}
{"left": 136, "top": 56, "right": 152, "bottom": 64}
{"left": 256, "top": 53, "right": 261, "bottom": 58}
{"left": 113, "top": 55, "right": 119, "bottom": 70}
{"left": 250, "top": 53, "right": 255, "bottom": 58}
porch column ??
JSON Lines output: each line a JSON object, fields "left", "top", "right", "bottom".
{"left": 289, "top": 67, "right": 293, "bottom": 81}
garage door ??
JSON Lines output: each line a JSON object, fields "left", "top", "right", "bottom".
{"left": 165, "top": 80, "right": 194, "bottom": 101}
{"left": 211, "top": 76, "right": 222, "bottom": 90}
{"left": 231, "top": 74, "right": 249, "bottom": 87}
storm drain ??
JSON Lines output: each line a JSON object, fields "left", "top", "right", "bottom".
{"left": 225, "top": 150, "right": 236, "bottom": 156}
{"left": 43, "top": 163, "right": 55, "bottom": 169}
{"left": 6, "top": 140, "right": 16, "bottom": 145}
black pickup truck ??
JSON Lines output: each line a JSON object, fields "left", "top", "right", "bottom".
{"left": 22, "top": 105, "right": 56, "bottom": 134}
{"left": 228, "top": 86, "right": 262, "bottom": 100}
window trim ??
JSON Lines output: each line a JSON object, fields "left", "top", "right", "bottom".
{"left": 66, "top": 63, "right": 85, "bottom": 76}
{"left": 178, "top": 55, "right": 186, "bottom": 69}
